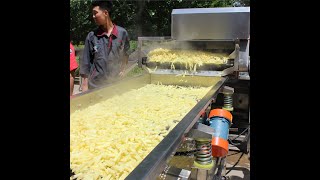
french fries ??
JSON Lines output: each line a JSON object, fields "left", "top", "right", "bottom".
{"left": 148, "top": 48, "right": 229, "bottom": 71}
{"left": 71, "top": 84, "right": 211, "bottom": 179}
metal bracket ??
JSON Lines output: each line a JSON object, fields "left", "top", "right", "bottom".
{"left": 233, "top": 39, "right": 240, "bottom": 72}
{"left": 186, "top": 124, "right": 214, "bottom": 140}
{"left": 220, "top": 86, "right": 234, "bottom": 94}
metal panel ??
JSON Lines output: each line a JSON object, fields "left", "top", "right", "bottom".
{"left": 171, "top": 7, "right": 250, "bottom": 40}
{"left": 150, "top": 73, "right": 224, "bottom": 87}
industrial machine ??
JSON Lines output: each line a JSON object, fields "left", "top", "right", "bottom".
{"left": 70, "top": 7, "right": 250, "bottom": 180}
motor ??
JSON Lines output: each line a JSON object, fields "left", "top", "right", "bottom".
{"left": 208, "top": 109, "right": 233, "bottom": 157}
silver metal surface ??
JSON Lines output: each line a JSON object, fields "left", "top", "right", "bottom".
{"left": 196, "top": 123, "right": 215, "bottom": 136}
{"left": 180, "top": 169, "right": 191, "bottom": 179}
{"left": 166, "top": 166, "right": 191, "bottom": 179}
{"left": 232, "top": 40, "right": 249, "bottom": 74}
{"left": 238, "top": 72, "right": 250, "bottom": 80}
{"left": 187, "top": 124, "right": 214, "bottom": 139}
{"left": 220, "top": 67, "right": 235, "bottom": 76}
{"left": 150, "top": 69, "right": 233, "bottom": 77}
{"left": 228, "top": 134, "right": 246, "bottom": 142}
{"left": 238, "top": 41, "right": 250, "bottom": 71}
{"left": 197, "top": 169, "right": 209, "bottom": 179}
{"left": 171, "top": 7, "right": 250, "bottom": 41}
{"left": 222, "top": 86, "right": 234, "bottom": 94}
{"left": 149, "top": 72, "right": 224, "bottom": 87}
{"left": 213, "top": 157, "right": 226, "bottom": 178}
{"left": 190, "top": 167, "right": 216, "bottom": 180}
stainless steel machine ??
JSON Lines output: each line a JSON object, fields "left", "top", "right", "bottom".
{"left": 134, "top": 7, "right": 250, "bottom": 179}
{"left": 70, "top": 7, "right": 250, "bottom": 180}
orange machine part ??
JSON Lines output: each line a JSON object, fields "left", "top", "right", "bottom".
{"left": 211, "top": 137, "right": 229, "bottom": 157}
{"left": 208, "top": 108, "right": 233, "bottom": 123}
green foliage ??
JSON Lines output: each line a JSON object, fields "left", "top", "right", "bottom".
{"left": 70, "top": 0, "right": 96, "bottom": 45}
{"left": 70, "top": 0, "right": 250, "bottom": 45}
{"left": 130, "top": 41, "right": 137, "bottom": 51}
{"left": 125, "top": 66, "right": 144, "bottom": 77}
{"left": 75, "top": 56, "right": 80, "bottom": 76}
{"left": 74, "top": 44, "right": 85, "bottom": 49}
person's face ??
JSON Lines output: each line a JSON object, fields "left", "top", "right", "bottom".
{"left": 92, "top": 6, "right": 108, "bottom": 25}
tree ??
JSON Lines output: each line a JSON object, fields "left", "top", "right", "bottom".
{"left": 70, "top": 0, "right": 95, "bottom": 45}
{"left": 70, "top": 0, "right": 250, "bottom": 45}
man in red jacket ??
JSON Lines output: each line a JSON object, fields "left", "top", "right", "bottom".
{"left": 70, "top": 42, "right": 78, "bottom": 96}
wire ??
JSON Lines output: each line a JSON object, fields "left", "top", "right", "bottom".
{"left": 228, "top": 126, "right": 250, "bottom": 150}
{"left": 228, "top": 138, "right": 241, "bottom": 146}
{"left": 225, "top": 152, "right": 244, "bottom": 175}
{"left": 231, "top": 126, "right": 249, "bottom": 141}
{"left": 227, "top": 151, "right": 241, "bottom": 157}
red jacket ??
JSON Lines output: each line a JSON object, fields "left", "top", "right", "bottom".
{"left": 70, "top": 43, "right": 78, "bottom": 71}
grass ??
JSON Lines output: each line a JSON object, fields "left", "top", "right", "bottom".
{"left": 130, "top": 40, "right": 137, "bottom": 51}
{"left": 125, "top": 66, "right": 144, "bottom": 77}
{"left": 75, "top": 56, "right": 80, "bottom": 76}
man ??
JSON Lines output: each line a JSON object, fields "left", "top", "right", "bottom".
{"left": 70, "top": 42, "right": 78, "bottom": 96}
{"left": 80, "top": 0, "right": 130, "bottom": 92}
